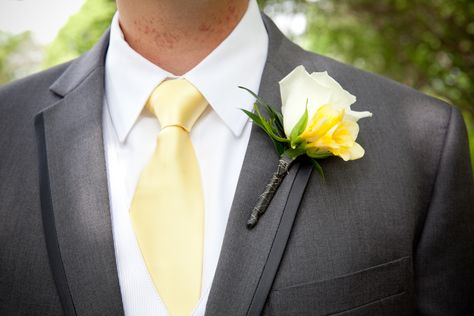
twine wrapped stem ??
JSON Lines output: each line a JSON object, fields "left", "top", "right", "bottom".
{"left": 247, "top": 154, "right": 294, "bottom": 229}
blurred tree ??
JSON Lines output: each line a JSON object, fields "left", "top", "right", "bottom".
{"left": 43, "top": 0, "right": 116, "bottom": 67}
{"left": 260, "top": 0, "right": 473, "bottom": 113}
{"left": 0, "top": 31, "right": 41, "bottom": 84}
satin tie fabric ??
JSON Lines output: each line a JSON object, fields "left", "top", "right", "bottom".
{"left": 130, "top": 79, "right": 208, "bottom": 316}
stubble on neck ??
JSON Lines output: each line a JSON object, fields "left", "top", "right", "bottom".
{"left": 116, "top": 0, "right": 249, "bottom": 75}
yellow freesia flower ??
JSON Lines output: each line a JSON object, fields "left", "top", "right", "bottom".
{"left": 300, "top": 104, "right": 365, "bottom": 161}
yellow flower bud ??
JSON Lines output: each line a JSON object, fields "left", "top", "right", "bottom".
{"left": 300, "top": 104, "right": 365, "bottom": 161}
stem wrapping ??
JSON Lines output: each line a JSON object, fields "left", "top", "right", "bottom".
{"left": 247, "top": 155, "right": 294, "bottom": 229}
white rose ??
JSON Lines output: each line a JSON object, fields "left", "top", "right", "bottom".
{"left": 279, "top": 65, "right": 372, "bottom": 137}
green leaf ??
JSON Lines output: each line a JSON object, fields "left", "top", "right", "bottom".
{"left": 241, "top": 108, "right": 262, "bottom": 125}
{"left": 290, "top": 107, "right": 308, "bottom": 148}
{"left": 272, "top": 139, "right": 286, "bottom": 156}
{"left": 240, "top": 88, "right": 292, "bottom": 156}
{"left": 242, "top": 108, "right": 268, "bottom": 133}
{"left": 265, "top": 104, "right": 285, "bottom": 135}
{"left": 238, "top": 86, "right": 272, "bottom": 110}
{"left": 283, "top": 145, "right": 306, "bottom": 160}
{"left": 311, "top": 159, "right": 325, "bottom": 181}
{"left": 254, "top": 105, "right": 290, "bottom": 143}
{"left": 239, "top": 86, "right": 288, "bottom": 141}
{"left": 267, "top": 113, "right": 286, "bottom": 142}
{"left": 243, "top": 106, "right": 290, "bottom": 158}
{"left": 306, "top": 149, "right": 333, "bottom": 159}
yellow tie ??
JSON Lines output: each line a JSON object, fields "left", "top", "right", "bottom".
{"left": 130, "top": 79, "right": 208, "bottom": 316}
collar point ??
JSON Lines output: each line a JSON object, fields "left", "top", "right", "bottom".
{"left": 228, "top": 115, "right": 251, "bottom": 138}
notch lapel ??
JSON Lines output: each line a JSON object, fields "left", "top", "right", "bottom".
{"left": 36, "top": 32, "right": 123, "bottom": 315}
{"left": 205, "top": 16, "right": 315, "bottom": 315}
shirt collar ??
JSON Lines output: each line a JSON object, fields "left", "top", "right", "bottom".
{"left": 105, "top": 0, "right": 268, "bottom": 142}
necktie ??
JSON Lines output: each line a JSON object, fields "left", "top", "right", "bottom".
{"left": 130, "top": 79, "right": 208, "bottom": 316}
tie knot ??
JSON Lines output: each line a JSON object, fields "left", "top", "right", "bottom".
{"left": 146, "top": 79, "right": 208, "bottom": 132}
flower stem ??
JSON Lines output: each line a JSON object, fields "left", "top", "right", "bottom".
{"left": 247, "top": 154, "right": 294, "bottom": 229}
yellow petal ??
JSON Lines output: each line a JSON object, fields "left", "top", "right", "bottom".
{"left": 300, "top": 104, "right": 344, "bottom": 141}
{"left": 299, "top": 102, "right": 367, "bottom": 162}
{"left": 332, "top": 120, "right": 359, "bottom": 146}
{"left": 332, "top": 142, "right": 365, "bottom": 161}
{"left": 348, "top": 142, "right": 365, "bottom": 160}
{"left": 332, "top": 147, "right": 351, "bottom": 161}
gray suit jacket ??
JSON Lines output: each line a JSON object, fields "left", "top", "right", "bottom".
{"left": 1, "top": 15, "right": 473, "bottom": 316}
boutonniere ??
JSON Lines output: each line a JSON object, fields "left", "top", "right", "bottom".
{"left": 241, "top": 65, "right": 373, "bottom": 229}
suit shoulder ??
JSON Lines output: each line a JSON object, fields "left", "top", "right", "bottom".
{"left": 301, "top": 48, "right": 453, "bottom": 120}
{"left": 0, "top": 61, "right": 75, "bottom": 149}
{"left": 0, "top": 61, "right": 72, "bottom": 95}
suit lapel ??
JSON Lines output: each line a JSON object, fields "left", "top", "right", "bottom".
{"left": 36, "top": 32, "right": 123, "bottom": 315}
{"left": 205, "top": 16, "right": 314, "bottom": 315}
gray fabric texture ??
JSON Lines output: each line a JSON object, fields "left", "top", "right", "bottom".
{"left": 1, "top": 14, "right": 473, "bottom": 316}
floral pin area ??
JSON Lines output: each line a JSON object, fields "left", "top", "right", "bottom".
{"left": 241, "top": 65, "right": 373, "bottom": 229}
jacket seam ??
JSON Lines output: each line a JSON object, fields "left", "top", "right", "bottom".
{"left": 329, "top": 291, "right": 407, "bottom": 315}
{"left": 272, "top": 256, "right": 410, "bottom": 293}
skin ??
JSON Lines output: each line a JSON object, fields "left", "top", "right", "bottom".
{"left": 116, "top": 0, "right": 249, "bottom": 75}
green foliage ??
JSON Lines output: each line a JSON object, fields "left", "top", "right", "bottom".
{"left": 290, "top": 106, "right": 307, "bottom": 149}
{"left": 313, "top": 1, "right": 472, "bottom": 114}
{"left": 43, "top": 0, "right": 116, "bottom": 67}
{"left": 240, "top": 87, "right": 328, "bottom": 179}
{"left": 0, "top": 31, "right": 39, "bottom": 84}
{"left": 464, "top": 111, "right": 474, "bottom": 169}
{"left": 0, "top": 31, "right": 26, "bottom": 83}
{"left": 240, "top": 86, "right": 289, "bottom": 156}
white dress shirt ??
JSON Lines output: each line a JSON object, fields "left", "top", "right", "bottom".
{"left": 102, "top": 1, "right": 268, "bottom": 315}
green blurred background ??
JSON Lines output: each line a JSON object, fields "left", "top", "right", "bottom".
{"left": 1, "top": 0, "right": 473, "bottom": 169}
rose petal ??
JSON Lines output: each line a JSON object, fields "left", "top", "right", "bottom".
{"left": 347, "top": 142, "right": 365, "bottom": 160}
{"left": 345, "top": 109, "right": 373, "bottom": 122}
{"left": 279, "top": 66, "right": 331, "bottom": 136}
{"left": 311, "top": 72, "right": 356, "bottom": 110}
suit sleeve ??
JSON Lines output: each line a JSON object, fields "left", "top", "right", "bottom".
{"left": 415, "top": 106, "right": 474, "bottom": 315}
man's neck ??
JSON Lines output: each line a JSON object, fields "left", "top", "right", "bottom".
{"left": 116, "top": 0, "right": 249, "bottom": 75}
